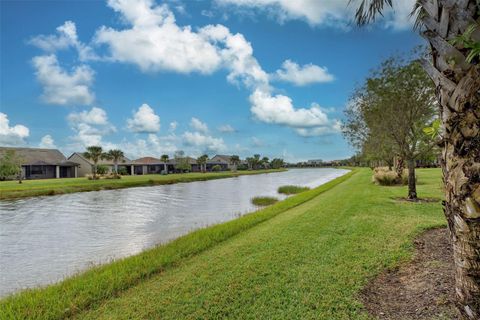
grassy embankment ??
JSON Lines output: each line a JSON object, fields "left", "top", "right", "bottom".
{"left": 1, "top": 168, "right": 446, "bottom": 319}
{"left": 0, "top": 169, "right": 285, "bottom": 200}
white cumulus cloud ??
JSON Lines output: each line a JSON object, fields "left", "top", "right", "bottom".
{"left": 183, "top": 131, "right": 226, "bottom": 153}
{"left": 67, "top": 106, "right": 109, "bottom": 125}
{"left": 29, "top": 20, "right": 97, "bottom": 61}
{"left": 32, "top": 54, "right": 95, "bottom": 106}
{"left": 218, "top": 124, "right": 235, "bottom": 133}
{"left": 94, "top": 0, "right": 222, "bottom": 73}
{"left": 190, "top": 117, "right": 209, "bottom": 133}
{"left": 273, "top": 60, "right": 334, "bottom": 86}
{"left": 0, "top": 113, "right": 30, "bottom": 146}
{"left": 67, "top": 107, "right": 115, "bottom": 148}
{"left": 39, "top": 134, "right": 57, "bottom": 148}
{"left": 215, "top": 0, "right": 416, "bottom": 30}
{"left": 250, "top": 89, "right": 329, "bottom": 127}
{"left": 126, "top": 103, "right": 161, "bottom": 133}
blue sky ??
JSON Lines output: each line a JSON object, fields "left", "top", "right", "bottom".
{"left": 0, "top": 0, "right": 422, "bottom": 162}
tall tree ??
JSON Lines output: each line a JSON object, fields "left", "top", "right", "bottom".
{"left": 174, "top": 150, "right": 190, "bottom": 173}
{"left": 344, "top": 57, "right": 437, "bottom": 200}
{"left": 270, "top": 158, "right": 285, "bottom": 169}
{"left": 261, "top": 157, "right": 270, "bottom": 169}
{"left": 197, "top": 154, "right": 208, "bottom": 173}
{"left": 355, "top": 1, "right": 480, "bottom": 317}
{"left": 253, "top": 154, "right": 261, "bottom": 170}
{"left": 83, "top": 146, "right": 109, "bottom": 180}
{"left": 0, "top": 150, "right": 23, "bottom": 183}
{"left": 107, "top": 149, "right": 124, "bottom": 176}
{"left": 230, "top": 155, "right": 240, "bottom": 172}
{"left": 161, "top": 154, "right": 169, "bottom": 173}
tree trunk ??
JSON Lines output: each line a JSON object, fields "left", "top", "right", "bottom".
{"left": 407, "top": 159, "right": 417, "bottom": 200}
{"left": 93, "top": 164, "right": 97, "bottom": 180}
{"left": 396, "top": 157, "right": 404, "bottom": 180}
{"left": 419, "top": 1, "right": 480, "bottom": 317}
{"left": 114, "top": 162, "right": 118, "bottom": 175}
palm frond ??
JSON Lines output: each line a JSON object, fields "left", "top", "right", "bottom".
{"left": 352, "top": 0, "right": 393, "bottom": 26}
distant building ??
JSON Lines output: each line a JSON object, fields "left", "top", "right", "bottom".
{"left": 208, "top": 155, "right": 232, "bottom": 171}
{"left": 0, "top": 147, "right": 79, "bottom": 179}
{"left": 307, "top": 159, "right": 323, "bottom": 166}
{"left": 68, "top": 152, "right": 133, "bottom": 177}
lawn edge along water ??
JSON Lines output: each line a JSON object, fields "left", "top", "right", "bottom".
{"left": 0, "top": 170, "right": 356, "bottom": 320}
{"left": 0, "top": 169, "right": 286, "bottom": 201}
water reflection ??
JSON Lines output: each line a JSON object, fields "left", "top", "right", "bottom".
{"left": 0, "top": 168, "right": 348, "bottom": 296}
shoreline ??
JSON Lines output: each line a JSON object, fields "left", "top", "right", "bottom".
{"left": 0, "top": 170, "right": 356, "bottom": 319}
{"left": 0, "top": 169, "right": 287, "bottom": 201}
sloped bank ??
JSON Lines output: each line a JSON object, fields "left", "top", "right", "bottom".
{"left": 0, "top": 170, "right": 355, "bottom": 320}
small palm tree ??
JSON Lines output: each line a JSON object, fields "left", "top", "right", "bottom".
{"left": 83, "top": 146, "right": 109, "bottom": 180}
{"left": 262, "top": 157, "right": 270, "bottom": 169}
{"left": 161, "top": 154, "right": 169, "bottom": 173}
{"left": 230, "top": 155, "right": 240, "bottom": 172}
{"left": 107, "top": 149, "right": 124, "bottom": 176}
{"left": 197, "top": 154, "right": 208, "bottom": 173}
{"left": 253, "top": 154, "right": 261, "bottom": 170}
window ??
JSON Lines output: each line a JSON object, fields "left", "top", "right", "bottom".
{"left": 31, "top": 165, "right": 45, "bottom": 175}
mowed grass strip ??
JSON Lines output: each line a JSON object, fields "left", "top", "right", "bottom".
{"left": 0, "top": 169, "right": 285, "bottom": 200}
{"left": 0, "top": 170, "right": 355, "bottom": 320}
{"left": 72, "top": 168, "right": 445, "bottom": 320}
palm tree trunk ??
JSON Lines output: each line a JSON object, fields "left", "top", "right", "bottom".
{"left": 419, "top": 1, "right": 480, "bottom": 317}
{"left": 93, "top": 164, "right": 97, "bottom": 180}
{"left": 407, "top": 159, "right": 417, "bottom": 200}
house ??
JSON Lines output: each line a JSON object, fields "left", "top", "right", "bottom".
{"left": 68, "top": 152, "right": 133, "bottom": 177}
{"left": 208, "top": 155, "right": 233, "bottom": 171}
{"left": 132, "top": 157, "right": 174, "bottom": 175}
{"left": 307, "top": 159, "right": 323, "bottom": 166}
{"left": 0, "top": 147, "right": 79, "bottom": 179}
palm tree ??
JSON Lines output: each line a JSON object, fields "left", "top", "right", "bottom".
{"left": 83, "top": 146, "right": 109, "bottom": 180}
{"left": 230, "top": 155, "right": 240, "bottom": 172}
{"left": 161, "top": 154, "right": 169, "bottom": 174}
{"left": 253, "top": 154, "right": 261, "bottom": 170}
{"left": 355, "top": 1, "right": 480, "bottom": 317}
{"left": 197, "top": 154, "right": 208, "bottom": 173}
{"left": 107, "top": 149, "right": 124, "bottom": 176}
{"left": 261, "top": 157, "right": 270, "bottom": 169}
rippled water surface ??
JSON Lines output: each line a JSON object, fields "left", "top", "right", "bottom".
{"left": 0, "top": 168, "right": 348, "bottom": 296}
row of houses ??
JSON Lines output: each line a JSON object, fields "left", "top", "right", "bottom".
{"left": 0, "top": 147, "right": 237, "bottom": 180}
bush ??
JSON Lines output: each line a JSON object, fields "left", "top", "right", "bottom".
{"left": 117, "top": 167, "right": 128, "bottom": 175}
{"left": 96, "top": 165, "right": 109, "bottom": 175}
{"left": 251, "top": 196, "right": 278, "bottom": 206}
{"left": 372, "top": 167, "right": 410, "bottom": 186}
{"left": 278, "top": 185, "right": 310, "bottom": 195}
{"left": 211, "top": 165, "right": 222, "bottom": 172}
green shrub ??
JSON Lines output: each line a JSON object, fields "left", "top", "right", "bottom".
{"left": 96, "top": 165, "right": 109, "bottom": 175}
{"left": 117, "top": 167, "right": 128, "bottom": 175}
{"left": 211, "top": 165, "right": 222, "bottom": 172}
{"left": 251, "top": 196, "right": 278, "bottom": 206}
{"left": 278, "top": 185, "right": 310, "bottom": 195}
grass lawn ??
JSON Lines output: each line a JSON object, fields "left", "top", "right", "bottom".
{"left": 0, "top": 168, "right": 446, "bottom": 319}
{"left": 0, "top": 169, "right": 285, "bottom": 200}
